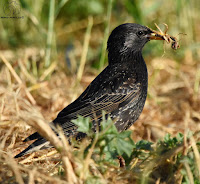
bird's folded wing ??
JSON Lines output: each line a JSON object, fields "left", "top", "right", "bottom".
{"left": 56, "top": 86, "right": 141, "bottom": 122}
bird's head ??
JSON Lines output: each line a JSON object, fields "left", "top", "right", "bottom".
{"left": 107, "top": 23, "right": 163, "bottom": 64}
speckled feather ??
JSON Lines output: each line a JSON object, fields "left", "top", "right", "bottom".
{"left": 15, "top": 23, "right": 152, "bottom": 158}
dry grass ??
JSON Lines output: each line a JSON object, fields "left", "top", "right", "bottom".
{"left": 0, "top": 41, "right": 199, "bottom": 183}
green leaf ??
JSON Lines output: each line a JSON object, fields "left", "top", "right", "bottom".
{"left": 117, "top": 131, "right": 132, "bottom": 139}
{"left": 136, "top": 140, "right": 153, "bottom": 151}
{"left": 71, "top": 116, "right": 91, "bottom": 133}
{"left": 176, "top": 132, "right": 184, "bottom": 142}
{"left": 105, "top": 130, "right": 135, "bottom": 157}
{"left": 100, "top": 112, "right": 118, "bottom": 134}
{"left": 116, "top": 137, "right": 135, "bottom": 157}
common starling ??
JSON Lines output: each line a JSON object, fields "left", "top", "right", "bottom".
{"left": 15, "top": 23, "right": 164, "bottom": 158}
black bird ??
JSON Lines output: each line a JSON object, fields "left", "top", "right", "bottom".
{"left": 15, "top": 23, "right": 164, "bottom": 158}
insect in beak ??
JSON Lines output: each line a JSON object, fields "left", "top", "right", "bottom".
{"left": 148, "top": 23, "right": 186, "bottom": 50}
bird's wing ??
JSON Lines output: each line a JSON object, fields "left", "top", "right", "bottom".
{"left": 55, "top": 75, "right": 141, "bottom": 129}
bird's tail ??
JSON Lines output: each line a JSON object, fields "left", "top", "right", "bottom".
{"left": 14, "top": 138, "right": 52, "bottom": 158}
{"left": 14, "top": 121, "right": 81, "bottom": 158}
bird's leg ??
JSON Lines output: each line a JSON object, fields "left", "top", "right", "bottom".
{"left": 162, "top": 23, "right": 171, "bottom": 43}
{"left": 154, "top": 23, "right": 168, "bottom": 54}
{"left": 163, "top": 23, "right": 169, "bottom": 34}
{"left": 154, "top": 23, "right": 164, "bottom": 35}
{"left": 155, "top": 23, "right": 170, "bottom": 44}
{"left": 162, "top": 41, "right": 166, "bottom": 57}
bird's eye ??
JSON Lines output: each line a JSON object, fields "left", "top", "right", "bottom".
{"left": 137, "top": 31, "right": 144, "bottom": 37}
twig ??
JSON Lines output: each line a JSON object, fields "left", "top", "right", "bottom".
{"left": 80, "top": 132, "right": 98, "bottom": 180}
{"left": 18, "top": 59, "right": 37, "bottom": 84}
{"left": 0, "top": 54, "right": 22, "bottom": 84}
{"left": 77, "top": 16, "right": 93, "bottom": 82}
{"left": 190, "top": 136, "right": 200, "bottom": 181}
{"left": 45, "top": 0, "right": 55, "bottom": 68}
{"left": 0, "top": 152, "right": 66, "bottom": 183}
{"left": 40, "top": 61, "right": 57, "bottom": 81}
{"left": 6, "top": 152, "right": 25, "bottom": 184}
{"left": 183, "top": 162, "right": 194, "bottom": 184}
{"left": 0, "top": 54, "right": 36, "bottom": 104}
{"left": 99, "top": 0, "right": 113, "bottom": 69}
{"left": 19, "top": 114, "right": 77, "bottom": 183}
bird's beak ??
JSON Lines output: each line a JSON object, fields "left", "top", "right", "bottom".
{"left": 147, "top": 32, "right": 165, "bottom": 40}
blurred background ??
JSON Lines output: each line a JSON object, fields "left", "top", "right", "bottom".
{"left": 0, "top": 0, "right": 199, "bottom": 68}
{"left": 0, "top": 0, "right": 200, "bottom": 183}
